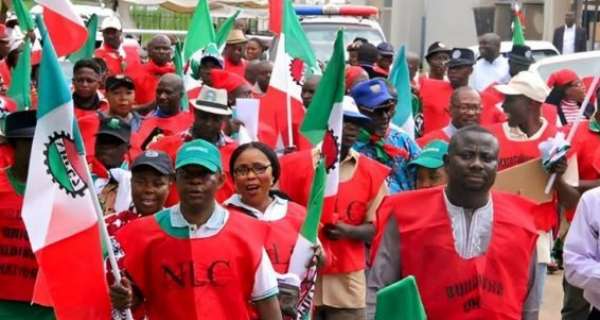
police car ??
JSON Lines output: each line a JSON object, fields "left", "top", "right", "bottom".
{"left": 296, "top": 5, "right": 386, "bottom": 63}
{"left": 530, "top": 50, "right": 600, "bottom": 82}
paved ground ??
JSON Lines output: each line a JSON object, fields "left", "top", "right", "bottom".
{"left": 541, "top": 270, "right": 564, "bottom": 320}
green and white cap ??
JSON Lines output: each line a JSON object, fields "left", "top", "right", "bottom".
{"left": 175, "top": 139, "right": 222, "bottom": 172}
{"left": 409, "top": 139, "right": 448, "bottom": 169}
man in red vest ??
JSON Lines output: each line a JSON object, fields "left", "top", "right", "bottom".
{"left": 278, "top": 97, "right": 390, "bottom": 319}
{"left": 421, "top": 41, "right": 450, "bottom": 82}
{"left": 94, "top": 16, "right": 141, "bottom": 76}
{"left": 223, "top": 29, "right": 248, "bottom": 78}
{"left": 129, "top": 35, "right": 176, "bottom": 106}
{"left": 72, "top": 59, "right": 109, "bottom": 120}
{"left": 0, "top": 110, "right": 55, "bottom": 319}
{"left": 110, "top": 139, "right": 282, "bottom": 319}
{"left": 148, "top": 85, "right": 237, "bottom": 205}
{"left": 368, "top": 125, "right": 541, "bottom": 320}
{"left": 133, "top": 73, "right": 193, "bottom": 150}
{"left": 417, "top": 86, "right": 481, "bottom": 147}
{"left": 419, "top": 48, "right": 474, "bottom": 135}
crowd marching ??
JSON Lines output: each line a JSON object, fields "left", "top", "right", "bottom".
{"left": 1, "top": 1, "right": 600, "bottom": 319}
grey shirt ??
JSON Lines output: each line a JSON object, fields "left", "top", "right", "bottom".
{"left": 366, "top": 195, "right": 541, "bottom": 320}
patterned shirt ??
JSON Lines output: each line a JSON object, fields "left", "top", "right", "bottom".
{"left": 353, "top": 127, "right": 420, "bottom": 193}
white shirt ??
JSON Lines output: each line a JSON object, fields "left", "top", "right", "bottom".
{"left": 564, "top": 187, "right": 600, "bottom": 309}
{"left": 224, "top": 194, "right": 288, "bottom": 221}
{"left": 469, "top": 55, "right": 510, "bottom": 92}
{"left": 563, "top": 25, "right": 576, "bottom": 55}
{"left": 443, "top": 191, "right": 493, "bottom": 258}
{"left": 170, "top": 204, "right": 279, "bottom": 301}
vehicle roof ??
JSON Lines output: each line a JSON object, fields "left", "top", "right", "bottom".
{"left": 530, "top": 50, "right": 600, "bottom": 81}
{"left": 300, "top": 15, "right": 382, "bottom": 28}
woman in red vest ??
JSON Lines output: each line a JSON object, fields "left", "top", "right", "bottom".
{"left": 110, "top": 139, "right": 282, "bottom": 319}
{"left": 0, "top": 111, "right": 55, "bottom": 318}
{"left": 224, "top": 142, "right": 322, "bottom": 319}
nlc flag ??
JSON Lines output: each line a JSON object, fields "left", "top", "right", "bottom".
{"left": 36, "top": 0, "right": 87, "bottom": 58}
{"left": 21, "top": 17, "right": 111, "bottom": 320}
{"left": 288, "top": 29, "right": 345, "bottom": 282}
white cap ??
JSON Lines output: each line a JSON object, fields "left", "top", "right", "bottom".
{"left": 342, "top": 96, "right": 371, "bottom": 125}
{"left": 192, "top": 86, "right": 232, "bottom": 115}
{"left": 494, "top": 71, "right": 550, "bottom": 103}
{"left": 101, "top": 16, "right": 122, "bottom": 31}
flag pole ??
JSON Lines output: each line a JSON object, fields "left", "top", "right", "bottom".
{"left": 282, "top": 34, "right": 295, "bottom": 148}
{"left": 81, "top": 160, "right": 135, "bottom": 320}
{"left": 544, "top": 73, "right": 600, "bottom": 194}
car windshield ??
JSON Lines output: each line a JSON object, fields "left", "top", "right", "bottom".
{"left": 302, "top": 23, "right": 385, "bottom": 63}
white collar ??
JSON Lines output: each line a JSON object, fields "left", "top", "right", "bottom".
{"left": 224, "top": 194, "right": 288, "bottom": 221}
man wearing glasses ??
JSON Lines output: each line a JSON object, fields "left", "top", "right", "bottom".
{"left": 350, "top": 78, "right": 421, "bottom": 193}
{"left": 417, "top": 86, "right": 482, "bottom": 147}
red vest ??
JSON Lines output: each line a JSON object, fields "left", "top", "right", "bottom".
{"left": 128, "top": 61, "right": 176, "bottom": 105}
{"left": 116, "top": 209, "right": 267, "bottom": 320}
{"left": 487, "top": 123, "right": 558, "bottom": 171}
{"left": 416, "top": 129, "right": 450, "bottom": 148}
{"left": 224, "top": 58, "right": 247, "bottom": 79}
{"left": 227, "top": 201, "right": 306, "bottom": 273}
{"left": 148, "top": 134, "right": 237, "bottom": 206}
{"left": 0, "top": 144, "right": 14, "bottom": 169}
{"left": 390, "top": 188, "right": 538, "bottom": 320}
{"left": 0, "top": 170, "right": 38, "bottom": 302}
{"left": 132, "top": 111, "right": 194, "bottom": 151}
{"left": 95, "top": 44, "right": 141, "bottom": 76}
{"left": 73, "top": 98, "right": 109, "bottom": 121}
{"left": 419, "top": 78, "right": 453, "bottom": 135}
{"left": 321, "top": 155, "right": 390, "bottom": 274}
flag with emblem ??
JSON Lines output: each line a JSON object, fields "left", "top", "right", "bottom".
{"left": 20, "top": 16, "right": 111, "bottom": 319}
{"left": 259, "top": 0, "right": 319, "bottom": 149}
{"left": 289, "top": 29, "right": 345, "bottom": 282}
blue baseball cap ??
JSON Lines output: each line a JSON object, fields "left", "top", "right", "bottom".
{"left": 349, "top": 78, "right": 395, "bottom": 110}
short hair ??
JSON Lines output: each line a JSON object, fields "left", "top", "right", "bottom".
{"left": 448, "top": 125, "right": 496, "bottom": 153}
{"left": 357, "top": 43, "right": 379, "bottom": 65}
{"left": 73, "top": 59, "right": 101, "bottom": 75}
{"left": 229, "top": 142, "right": 281, "bottom": 184}
{"left": 92, "top": 57, "right": 108, "bottom": 73}
{"left": 247, "top": 37, "right": 267, "bottom": 51}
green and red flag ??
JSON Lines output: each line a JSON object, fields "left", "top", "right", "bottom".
{"left": 288, "top": 29, "right": 345, "bottom": 281}
{"left": 68, "top": 13, "right": 98, "bottom": 63}
{"left": 512, "top": 2, "right": 526, "bottom": 46}
{"left": 21, "top": 16, "right": 111, "bottom": 319}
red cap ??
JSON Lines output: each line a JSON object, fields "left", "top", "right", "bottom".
{"left": 345, "top": 66, "right": 368, "bottom": 90}
{"left": 547, "top": 69, "right": 580, "bottom": 87}
{"left": 210, "top": 69, "right": 250, "bottom": 93}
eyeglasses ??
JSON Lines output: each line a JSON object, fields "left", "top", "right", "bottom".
{"left": 233, "top": 164, "right": 271, "bottom": 177}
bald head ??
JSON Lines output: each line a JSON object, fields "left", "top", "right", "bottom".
{"left": 449, "top": 86, "right": 481, "bottom": 128}
{"left": 256, "top": 61, "right": 273, "bottom": 93}
{"left": 478, "top": 33, "right": 501, "bottom": 62}
{"left": 302, "top": 75, "right": 322, "bottom": 108}
{"left": 245, "top": 61, "right": 261, "bottom": 85}
{"left": 147, "top": 34, "right": 172, "bottom": 66}
{"left": 156, "top": 73, "right": 184, "bottom": 115}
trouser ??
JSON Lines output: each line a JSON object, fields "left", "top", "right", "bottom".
{"left": 315, "top": 306, "right": 366, "bottom": 320}
{"left": 562, "top": 276, "right": 591, "bottom": 320}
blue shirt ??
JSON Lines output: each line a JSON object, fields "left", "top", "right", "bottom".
{"left": 353, "top": 127, "right": 420, "bottom": 193}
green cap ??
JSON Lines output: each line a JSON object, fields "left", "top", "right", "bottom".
{"left": 409, "top": 139, "right": 448, "bottom": 169}
{"left": 175, "top": 139, "right": 222, "bottom": 172}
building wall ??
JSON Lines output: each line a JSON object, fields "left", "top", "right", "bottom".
{"left": 387, "top": 0, "right": 573, "bottom": 58}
